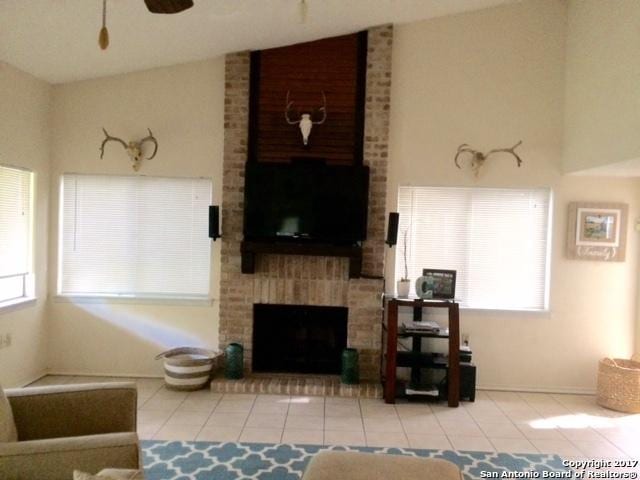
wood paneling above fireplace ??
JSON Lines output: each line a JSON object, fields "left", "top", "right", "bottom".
{"left": 248, "top": 32, "right": 367, "bottom": 165}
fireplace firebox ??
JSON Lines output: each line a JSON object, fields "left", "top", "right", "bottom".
{"left": 252, "top": 304, "right": 348, "bottom": 374}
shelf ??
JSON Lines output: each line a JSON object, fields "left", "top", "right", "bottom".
{"left": 397, "top": 351, "right": 447, "bottom": 369}
{"left": 385, "top": 297, "right": 457, "bottom": 308}
{"left": 384, "top": 298, "right": 461, "bottom": 407}
{"left": 240, "top": 241, "right": 363, "bottom": 278}
{"left": 396, "top": 351, "right": 474, "bottom": 369}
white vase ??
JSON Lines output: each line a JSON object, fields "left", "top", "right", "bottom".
{"left": 397, "top": 279, "right": 411, "bottom": 298}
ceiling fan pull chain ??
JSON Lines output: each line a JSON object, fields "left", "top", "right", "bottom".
{"left": 98, "top": 0, "right": 109, "bottom": 50}
{"left": 299, "top": 0, "right": 308, "bottom": 24}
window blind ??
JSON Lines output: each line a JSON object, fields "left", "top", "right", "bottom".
{"left": 59, "top": 174, "right": 212, "bottom": 298}
{"left": 396, "top": 186, "right": 551, "bottom": 310}
{"left": 0, "top": 165, "right": 33, "bottom": 303}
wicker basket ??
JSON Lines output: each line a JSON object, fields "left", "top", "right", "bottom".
{"left": 597, "top": 357, "right": 640, "bottom": 413}
{"left": 155, "top": 347, "right": 222, "bottom": 391}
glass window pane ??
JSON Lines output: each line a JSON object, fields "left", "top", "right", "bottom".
{"left": 59, "top": 174, "right": 212, "bottom": 297}
{"left": 0, "top": 275, "right": 25, "bottom": 303}
{"left": 396, "top": 186, "right": 550, "bottom": 310}
{"left": 0, "top": 165, "right": 32, "bottom": 278}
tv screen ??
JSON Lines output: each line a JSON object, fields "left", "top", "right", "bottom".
{"left": 243, "top": 162, "right": 369, "bottom": 245}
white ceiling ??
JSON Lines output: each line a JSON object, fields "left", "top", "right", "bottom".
{"left": 569, "top": 157, "right": 640, "bottom": 177}
{"left": 0, "top": 0, "right": 514, "bottom": 84}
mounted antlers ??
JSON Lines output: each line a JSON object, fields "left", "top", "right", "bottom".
{"left": 100, "top": 128, "right": 158, "bottom": 171}
{"left": 285, "top": 91, "right": 327, "bottom": 146}
{"left": 454, "top": 140, "right": 523, "bottom": 177}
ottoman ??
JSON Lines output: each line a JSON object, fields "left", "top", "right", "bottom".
{"left": 302, "top": 451, "right": 462, "bottom": 480}
{"left": 97, "top": 469, "right": 145, "bottom": 480}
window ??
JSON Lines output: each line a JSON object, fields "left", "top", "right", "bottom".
{"left": 59, "top": 174, "right": 211, "bottom": 299}
{"left": 0, "top": 165, "right": 34, "bottom": 305}
{"left": 396, "top": 186, "right": 551, "bottom": 310}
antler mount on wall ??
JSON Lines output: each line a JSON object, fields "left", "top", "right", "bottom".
{"left": 454, "top": 140, "right": 523, "bottom": 177}
{"left": 249, "top": 33, "right": 366, "bottom": 165}
{"left": 100, "top": 128, "right": 158, "bottom": 171}
{"left": 285, "top": 90, "right": 327, "bottom": 147}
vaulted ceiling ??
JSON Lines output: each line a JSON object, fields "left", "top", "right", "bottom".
{"left": 0, "top": 0, "right": 513, "bottom": 84}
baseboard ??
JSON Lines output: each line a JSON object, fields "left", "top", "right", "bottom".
{"left": 477, "top": 384, "right": 596, "bottom": 395}
{"left": 46, "top": 370, "right": 163, "bottom": 380}
{"left": 19, "top": 370, "right": 49, "bottom": 387}
{"left": 42, "top": 373, "right": 596, "bottom": 395}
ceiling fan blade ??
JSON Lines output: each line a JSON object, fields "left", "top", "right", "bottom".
{"left": 144, "top": 0, "right": 194, "bottom": 14}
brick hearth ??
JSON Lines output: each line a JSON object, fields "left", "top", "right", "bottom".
{"left": 210, "top": 374, "right": 383, "bottom": 398}
{"left": 218, "top": 26, "right": 393, "bottom": 382}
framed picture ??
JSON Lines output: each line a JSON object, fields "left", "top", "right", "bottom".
{"left": 567, "top": 202, "right": 628, "bottom": 262}
{"left": 419, "top": 269, "right": 457, "bottom": 300}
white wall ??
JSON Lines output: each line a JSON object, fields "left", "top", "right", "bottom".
{"left": 387, "top": 0, "right": 640, "bottom": 392}
{"left": 563, "top": 0, "right": 640, "bottom": 173}
{"left": 48, "top": 59, "right": 225, "bottom": 377}
{"left": 0, "top": 62, "right": 51, "bottom": 387}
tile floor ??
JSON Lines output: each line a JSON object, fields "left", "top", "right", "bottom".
{"left": 29, "top": 375, "right": 640, "bottom": 460}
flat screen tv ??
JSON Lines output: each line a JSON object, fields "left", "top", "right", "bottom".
{"left": 243, "top": 161, "right": 369, "bottom": 245}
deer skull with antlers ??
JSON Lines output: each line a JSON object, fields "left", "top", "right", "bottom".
{"left": 454, "top": 140, "right": 523, "bottom": 177}
{"left": 100, "top": 128, "right": 158, "bottom": 171}
{"left": 285, "top": 91, "right": 327, "bottom": 146}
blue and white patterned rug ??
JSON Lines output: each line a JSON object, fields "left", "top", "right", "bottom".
{"left": 142, "top": 441, "right": 571, "bottom": 480}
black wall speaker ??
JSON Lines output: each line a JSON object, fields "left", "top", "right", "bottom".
{"left": 209, "top": 206, "right": 221, "bottom": 241}
{"left": 385, "top": 212, "right": 399, "bottom": 247}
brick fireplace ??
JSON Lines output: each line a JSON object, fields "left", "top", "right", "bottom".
{"left": 218, "top": 26, "right": 393, "bottom": 381}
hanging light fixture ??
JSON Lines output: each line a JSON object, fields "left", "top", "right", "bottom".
{"left": 98, "top": 0, "right": 109, "bottom": 50}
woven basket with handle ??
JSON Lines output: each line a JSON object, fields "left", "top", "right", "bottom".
{"left": 597, "top": 357, "right": 640, "bottom": 413}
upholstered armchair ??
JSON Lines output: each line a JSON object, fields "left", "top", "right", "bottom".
{"left": 0, "top": 382, "right": 141, "bottom": 479}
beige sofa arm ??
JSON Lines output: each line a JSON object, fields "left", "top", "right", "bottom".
{"left": 0, "top": 432, "right": 140, "bottom": 480}
{"left": 6, "top": 382, "right": 137, "bottom": 441}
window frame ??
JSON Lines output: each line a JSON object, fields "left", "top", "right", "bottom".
{"left": 395, "top": 184, "right": 553, "bottom": 313}
{"left": 56, "top": 173, "right": 214, "bottom": 304}
{"left": 0, "top": 164, "right": 36, "bottom": 311}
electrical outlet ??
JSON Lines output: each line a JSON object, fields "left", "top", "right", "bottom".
{"left": 462, "top": 333, "right": 470, "bottom": 346}
{"left": 5, "top": 333, "right": 11, "bottom": 347}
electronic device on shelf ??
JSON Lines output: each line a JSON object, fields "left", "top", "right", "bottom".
{"left": 401, "top": 328, "right": 450, "bottom": 336}
{"left": 405, "top": 386, "right": 439, "bottom": 397}
{"left": 401, "top": 320, "right": 441, "bottom": 333}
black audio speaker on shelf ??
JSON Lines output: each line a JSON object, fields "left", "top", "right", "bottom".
{"left": 209, "top": 206, "right": 221, "bottom": 241}
{"left": 385, "top": 212, "right": 399, "bottom": 247}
